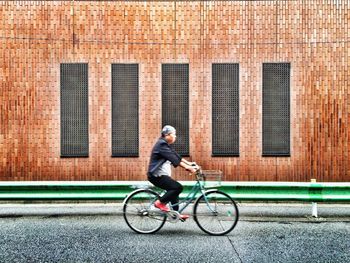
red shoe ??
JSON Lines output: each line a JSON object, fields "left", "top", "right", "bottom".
{"left": 179, "top": 214, "right": 190, "bottom": 221}
{"left": 154, "top": 200, "right": 170, "bottom": 212}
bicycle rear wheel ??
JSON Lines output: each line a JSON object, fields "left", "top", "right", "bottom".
{"left": 193, "top": 190, "right": 239, "bottom": 235}
{"left": 123, "top": 189, "right": 166, "bottom": 234}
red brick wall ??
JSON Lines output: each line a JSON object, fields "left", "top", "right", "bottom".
{"left": 0, "top": 1, "right": 349, "bottom": 181}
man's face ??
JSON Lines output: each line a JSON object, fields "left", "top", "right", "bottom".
{"left": 165, "top": 132, "right": 176, "bottom": 144}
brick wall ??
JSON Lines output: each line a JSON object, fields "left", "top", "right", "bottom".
{"left": 0, "top": 1, "right": 349, "bottom": 181}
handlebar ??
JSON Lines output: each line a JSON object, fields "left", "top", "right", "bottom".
{"left": 188, "top": 162, "right": 203, "bottom": 180}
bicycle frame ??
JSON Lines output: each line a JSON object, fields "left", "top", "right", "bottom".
{"left": 156, "top": 173, "right": 217, "bottom": 214}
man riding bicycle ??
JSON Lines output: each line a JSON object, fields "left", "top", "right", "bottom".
{"left": 147, "top": 125, "right": 198, "bottom": 221}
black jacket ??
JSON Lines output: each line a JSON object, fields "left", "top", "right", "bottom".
{"left": 147, "top": 138, "right": 182, "bottom": 176}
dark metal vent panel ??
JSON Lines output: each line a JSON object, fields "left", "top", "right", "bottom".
{"left": 60, "top": 63, "right": 89, "bottom": 157}
{"left": 262, "top": 63, "right": 290, "bottom": 156}
{"left": 112, "top": 64, "right": 139, "bottom": 157}
{"left": 212, "top": 63, "right": 239, "bottom": 156}
{"left": 162, "top": 64, "right": 189, "bottom": 156}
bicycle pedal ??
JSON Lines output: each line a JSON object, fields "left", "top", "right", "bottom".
{"left": 179, "top": 214, "right": 190, "bottom": 222}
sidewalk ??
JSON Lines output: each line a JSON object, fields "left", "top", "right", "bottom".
{"left": 0, "top": 202, "right": 349, "bottom": 222}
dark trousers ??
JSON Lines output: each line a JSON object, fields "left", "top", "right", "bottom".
{"left": 148, "top": 175, "right": 183, "bottom": 211}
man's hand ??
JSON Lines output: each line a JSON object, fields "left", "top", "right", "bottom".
{"left": 180, "top": 159, "right": 200, "bottom": 173}
{"left": 187, "top": 166, "right": 198, "bottom": 173}
{"left": 188, "top": 163, "right": 200, "bottom": 173}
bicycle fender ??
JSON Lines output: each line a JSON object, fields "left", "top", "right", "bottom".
{"left": 194, "top": 189, "right": 220, "bottom": 204}
{"left": 202, "top": 189, "right": 220, "bottom": 194}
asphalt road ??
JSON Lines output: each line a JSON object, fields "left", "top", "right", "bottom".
{"left": 0, "top": 211, "right": 349, "bottom": 263}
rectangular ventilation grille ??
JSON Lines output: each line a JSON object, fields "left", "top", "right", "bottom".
{"left": 112, "top": 64, "right": 139, "bottom": 157}
{"left": 212, "top": 63, "right": 239, "bottom": 156}
{"left": 262, "top": 63, "right": 290, "bottom": 156}
{"left": 162, "top": 64, "right": 189, "bottom": 156}
{"left": 60, "top": 63, "right": 89, "bottom": 157}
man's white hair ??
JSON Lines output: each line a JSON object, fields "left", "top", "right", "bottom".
{"left": 161, "top": 125, "right": 176, "bottom": 135}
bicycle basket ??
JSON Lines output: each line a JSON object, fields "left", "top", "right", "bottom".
{"left": 199, "top": 170, "right": 222, "bottom": 188}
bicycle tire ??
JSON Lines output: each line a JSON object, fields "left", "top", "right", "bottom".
{"left": 123, "top": 189, "right": 166, "bottom": 234}
{"left": 193, "top": 190, "right": 239, "bottom": 235}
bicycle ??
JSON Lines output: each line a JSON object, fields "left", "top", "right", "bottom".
{"left": 123, "top": 168, "right": 239, "bottom": 235}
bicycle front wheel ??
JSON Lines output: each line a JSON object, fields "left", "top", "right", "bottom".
{"left": 123, "top": 189, "right": 166, "bottom": 234}
{"left": 193, "top": 190, "right": 239, "bottom": 235}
